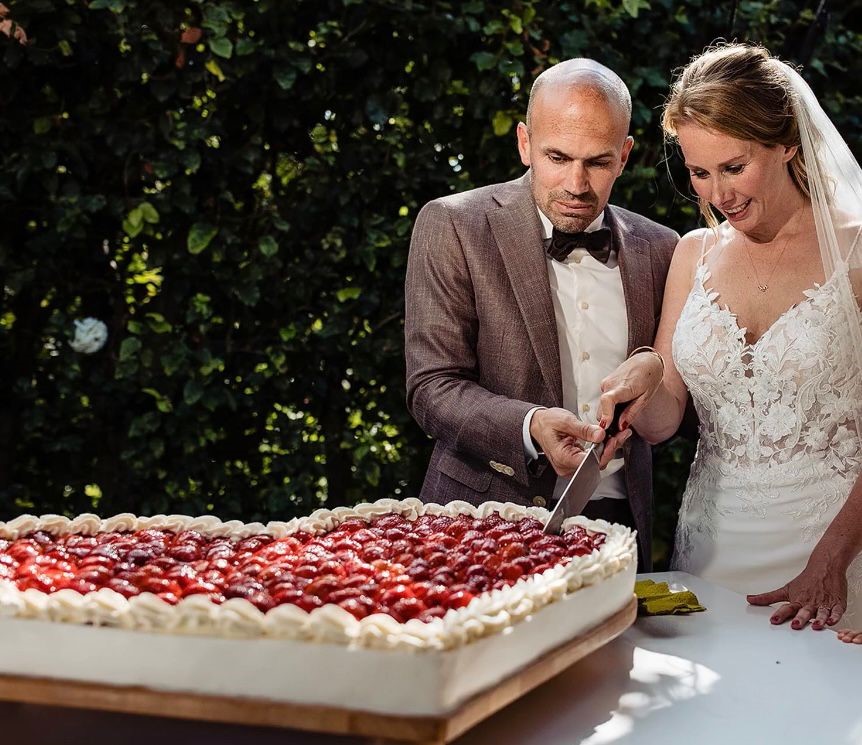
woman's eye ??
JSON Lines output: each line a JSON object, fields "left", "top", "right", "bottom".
{"left": 725, "top": 164, "right": 744, "bottom": 174}
{"left": 690, "top": 170, "right": 708, "bottom": 180}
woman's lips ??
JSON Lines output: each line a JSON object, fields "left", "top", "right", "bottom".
{"left": 723, "top": 199, "right": 751, "bottom": 222}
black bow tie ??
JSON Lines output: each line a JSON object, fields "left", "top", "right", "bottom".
{"left": 548, "top": 227, "right": 613, "bottom": 264}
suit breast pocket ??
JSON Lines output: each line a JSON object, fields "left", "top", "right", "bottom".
{"left": 437, "top": 449, "right": 493, "bottom": 493}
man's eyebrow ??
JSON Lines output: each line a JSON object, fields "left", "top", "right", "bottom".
{"left": 541, "top": 147, "right": 615, "bottom": 160}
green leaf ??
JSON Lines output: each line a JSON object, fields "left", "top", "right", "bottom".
{"left": 498, "top": 58, "right": 524, "bottom": 77}
{"left": 119, "top": 337, "right": 141, "bottom": 361}
{"left": 505, "top": 40, "right": 524, "bottom": 56}
{"left": 492, "top": 110, "right": 514, "bottom": 136}
{"left": 33, "top": 117, "right": 52, "bottom": 135}
{"left": 138, "top": 201, "right": 160, "bottom": 224}
{"left": 128, "top": 412, "right": 160, "bottom": 438}
{"left": 274, "top": 67, "right": 297, "bottom": 90}
{"left": 145, "top": 313, "right": 173, "bottom": 334}
{"left": 205, "top": 59, "right": 226, "bottom": 82}
{"left": 258, "top": 235, "right": 279, "bottom": 257}
{"left": 470, "top": 52, "right": 496, "bottom": 71}
{"left": 183, "top": 380, "right": 204, "bottom": 405}
{"left": 142, "top": 388, "right": 173, "bottom": 413}
{"left": 123, "top": 217, "right": 143, "bottom": 238}
{"left": 235, "top": 284, "right": 261, "bottom": 306}
{"left": 622, "top": 0, "right": 642, "bottom": 17}
{"left": 187, "top": 223, "right": 218, "bottom": 254}
{"left": 124, "top": 206, "right": 145, "bottom": 237}
{"left": 235, "top": 38, "right": 257, "bottom": 56}
{"left": 209, "top": 37, "right": 233, "bottom": 59}
{"left": 90, "top": 0, "right": 125, "bottom": 10}
{"left": 336, "top": 287, "right": 362, "bottom": 302}
{"left": 126, "top": 206, "right": 143, "bottom": 228}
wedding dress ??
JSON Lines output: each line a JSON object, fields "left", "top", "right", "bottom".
{"left": 670, "top": 232, "right": 862, "bottom": 626}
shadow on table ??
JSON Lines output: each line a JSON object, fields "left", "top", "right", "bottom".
{"left": 453, "top": 636, "right": 636, "bottom": 745}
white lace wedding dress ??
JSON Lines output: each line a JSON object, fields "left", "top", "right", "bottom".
{"left": 671, "top": 255, "right": 862, "bottom": 626}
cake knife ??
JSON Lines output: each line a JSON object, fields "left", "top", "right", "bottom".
{"left": 542, "top": 406, "right": 622, "bottom": 534}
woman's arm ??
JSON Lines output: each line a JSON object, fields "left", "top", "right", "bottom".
{"left": 598, "top": 230, "right": 705, "bottom": 443}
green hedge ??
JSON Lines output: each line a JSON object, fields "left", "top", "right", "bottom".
{"left": 2, "top": 0, "right": 860, "bottom": 567}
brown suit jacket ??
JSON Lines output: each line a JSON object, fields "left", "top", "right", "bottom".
{"left": 404, "top": 173, "right": 678, "bottom": 569}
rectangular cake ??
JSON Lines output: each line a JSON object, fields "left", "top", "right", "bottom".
{"left": 0, "top": 498, "right": 636, "bottom": 716}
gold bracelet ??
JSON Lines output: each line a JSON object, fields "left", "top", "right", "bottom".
{"left": 628, "top": 345, "right": 665, "bottom": 376}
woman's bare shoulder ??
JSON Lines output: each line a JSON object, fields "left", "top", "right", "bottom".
{"left": 670, "top": 226, "right": 716, "bottom": 273}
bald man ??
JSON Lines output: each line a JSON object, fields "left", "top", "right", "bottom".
{"left": 404, "top": 59, "right": 678, "bottom": 569}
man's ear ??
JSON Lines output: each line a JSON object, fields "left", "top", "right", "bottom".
{"left": 517, "top": 122, "right": 531, "bottom": 167}
{"left": 619, "top": 136, "right": 634, "bottom": 174}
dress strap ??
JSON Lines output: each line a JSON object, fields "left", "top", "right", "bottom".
{"left": 698, "top": 228, "right": 721, "bottom": 267}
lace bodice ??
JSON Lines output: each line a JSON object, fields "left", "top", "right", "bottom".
{"left": 673, "top": 263, "right": 862, "bottom": 481}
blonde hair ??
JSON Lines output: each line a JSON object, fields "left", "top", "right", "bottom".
{"left": 662, "top": 42, "right": 809, "bottom": 227}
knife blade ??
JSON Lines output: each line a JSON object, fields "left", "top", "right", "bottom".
{"left": 542, "top": 406, "right": 623, "bottom": 534}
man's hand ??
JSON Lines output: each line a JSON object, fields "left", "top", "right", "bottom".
{"left": 529, "top": 407, "right": 606, "bottom": 476}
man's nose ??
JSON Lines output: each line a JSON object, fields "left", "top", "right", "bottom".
{"left": 564, "top": 163, "right": 590, "bottom": 196}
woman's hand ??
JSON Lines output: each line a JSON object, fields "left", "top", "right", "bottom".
{"left": 598, "top": 350, "right": 665, "bottom": 432}
{"left": 747, "top": 559, "right": 848, "bottom": 630}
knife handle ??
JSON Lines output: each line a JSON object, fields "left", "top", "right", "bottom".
{"left": 604, "top": 403, "right": 625, "bottom": 439}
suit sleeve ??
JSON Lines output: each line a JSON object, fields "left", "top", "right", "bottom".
{"left": 405, "top": 199, "right": 537, "bottom": 486}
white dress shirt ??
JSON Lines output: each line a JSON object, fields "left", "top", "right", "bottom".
{"left": 522, "top": 208, "right": 628, "bottom": 500}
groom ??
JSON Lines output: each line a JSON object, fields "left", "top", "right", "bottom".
{"left": 404, "top": 59, "right": 678, "bottom": 569}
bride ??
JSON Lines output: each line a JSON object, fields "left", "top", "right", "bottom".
{"left": 599, "top": 42, "right": 862, "bottom": 632}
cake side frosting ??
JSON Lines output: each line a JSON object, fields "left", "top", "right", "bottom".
{"left": 0, "top": 499, "right": 636, "bottom": 651}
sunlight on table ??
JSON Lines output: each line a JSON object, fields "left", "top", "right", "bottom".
{"left": 583, "top": 647, "right": 721, "bottom": 744}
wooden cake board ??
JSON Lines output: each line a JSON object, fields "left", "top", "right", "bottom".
{"left": 0, "top": 595, "right": 636, "bottom": 745}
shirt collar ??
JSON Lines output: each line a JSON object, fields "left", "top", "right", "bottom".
{"left": 536, "top": 207, "right": 605, "bottom": 241}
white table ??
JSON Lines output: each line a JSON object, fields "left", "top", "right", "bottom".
{"left": 454, "top": 572, "right": 862, "bottom": 745}
{"left": 3, "top": 572, "right": 860, "bottom": 745}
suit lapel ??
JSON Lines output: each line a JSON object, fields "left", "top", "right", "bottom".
{"left": 607, "top": 206, "right": 655, "bottom": 353}
{"left": 488, "top": 175, "right": 563, "bottom": 406}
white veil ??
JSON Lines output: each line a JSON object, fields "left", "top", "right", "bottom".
{"left": 781, "top": 61, "right": 862, "bottom": 442}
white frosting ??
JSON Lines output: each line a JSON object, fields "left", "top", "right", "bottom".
{"left": 0, "top": 499, "right": 636, "bottom": 651}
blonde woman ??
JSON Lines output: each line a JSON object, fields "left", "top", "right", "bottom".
{"left": 600, "top": 43, "right": 862, "bottom": 635}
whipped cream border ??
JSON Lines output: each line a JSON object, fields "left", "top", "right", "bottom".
{"left": 0, "top": 499, "right": 636, "bottom": 651}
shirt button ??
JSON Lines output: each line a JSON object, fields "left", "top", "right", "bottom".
{"left": 581, "top": 351, "right": 590, "bottom": 361}
{"left": 572, "top": 255, "right": 582, "bottom": 264}
{"left": 532, "top": 496, "right": 547, "bottom": 508}
{"left": 580, "top": 301, "right": 590, "bottom": 310}
{"left": 582, "top": 404, "right": 590, "bottom": 413}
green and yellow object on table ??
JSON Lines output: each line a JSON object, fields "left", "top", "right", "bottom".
{"left": 635, "top": 579, "right": 706, "bottom": 616}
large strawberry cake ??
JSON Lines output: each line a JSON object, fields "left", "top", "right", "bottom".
{"left": 0, "top": 498, "right": 636, "bottom": 716}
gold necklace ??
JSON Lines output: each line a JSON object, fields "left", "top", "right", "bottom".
{"left": 741, "top": 212, "right": 801, "bottom": 293}
{"left": 744, "top": 239, "right": 790, "bottom": 293}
